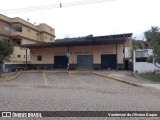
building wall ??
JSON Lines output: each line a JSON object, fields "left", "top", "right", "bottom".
{"left": 124, "top": 38, "right": 132, "bottom": 46}
{"left": 39, "top": 33, "right": 55, "bottom": 42}
{"left": 0, "top": 14, "right": 55, "bottom": 65}
{"left": 10, "top": 25, "right": 40, "bottom": 42}
{"left": 10, "top": 47, "right": 30, "bottom": 62}
{"left": 21, "top": 39, "right": 37, "bottom": 44}
{"left": 134, "top": 62, "right": 160, "bottom": 74}
{"left": 0, "top": 21, "right": 11, "bottom": 36}
{"left": 38, "top": 23, "right": 55, "bottom": 42}
{"left": 125, "top": 47, "right": 131, "bottom": 58}
{"left": 21, "top": 26, "right": 39, "bottom": 41}
{"left": 11, "top": 17, "right": 39, "bottom": 31}
{"left": 133, "top": 49, "right": 160, "bottom": 74}
{"left": 0, "top": 14, "right": 11, "bottom": 22}
{"left": 11, "top": 23, "right": 55, "bottom": 42}
{"left": 38, "top": 23, "right": 55, "bottom": 36}
{"left": 0, "top": 14, "right": 55, "bottom": 42}
{"left": 30, "top": 44, "right": 124, "bottom": 65}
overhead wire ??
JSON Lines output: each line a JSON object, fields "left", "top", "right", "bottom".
{"left": 0, "top": 0, "right": 116, "bottom": 14}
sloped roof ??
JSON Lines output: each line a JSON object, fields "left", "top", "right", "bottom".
{"left": 21, "top": 33, "right": 132, "bottom": 49}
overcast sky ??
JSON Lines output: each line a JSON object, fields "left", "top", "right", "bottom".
{"left": 1, "top": 0, "right": 160, "bottom": 39}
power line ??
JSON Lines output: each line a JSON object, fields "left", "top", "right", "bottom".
{"left": 64, "top": 0, "right": 115, "bottom": 7}
{"left": 0, "top": 0, "right": 116, "bottom": 14}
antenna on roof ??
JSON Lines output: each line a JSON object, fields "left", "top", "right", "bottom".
{"left": 27, "top": 18, "right": 29, "bottom": 21}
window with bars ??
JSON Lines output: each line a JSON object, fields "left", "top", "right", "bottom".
{"left": 135, "top": 50, "right": 148, "bottom": 62}
{"left": 37, "top": 55, "right": 42, "bottom": 61}
{"left": 5, "top": 25, "right": 11, "bottom": 31}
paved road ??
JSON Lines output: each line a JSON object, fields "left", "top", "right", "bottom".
{"left": 0, "top": 72, "right": 160, "bottom": 120}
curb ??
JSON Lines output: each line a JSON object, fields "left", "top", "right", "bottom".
{"left": 68, "top": 71, "right": 93, "bottom": 74}
{"left": 19, "top": 70, "right": 91, "bottom": 74}
{"left": 46, "top": 71, "right": 68, "bottom": 74}
{"left": 94, "top": 72, "right": 142, "bottom": 87}
{"left": 2, "top": 71, "right": 22, "bottom": 82}
{"left": 21, "top": 70, "right": 68, "bottom": 74}
{"left": 22, "top": 70, "right": 43, "bottom": 73}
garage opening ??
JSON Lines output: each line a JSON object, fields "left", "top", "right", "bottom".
{"left": 125, "top": 59, "right": 129, "bottom": 70}
{"left": 101, "top": 54, "right": 117, "bottom": 69}
{"left": 77, "top": 55, "right": 93, "bottom": 69}
{"left": 54, "top": 56, "right": 68, "bottom": 69}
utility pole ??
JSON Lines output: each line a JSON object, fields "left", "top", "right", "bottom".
{"left": 25, "top": 49, "right": 28, "bottom": 70}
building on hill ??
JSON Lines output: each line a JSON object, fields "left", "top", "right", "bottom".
{"left": 0, "top": 14, "right": 55, "bottom": 71}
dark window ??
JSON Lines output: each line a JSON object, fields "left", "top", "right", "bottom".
{"left": 17, "top": 55, "right": 21, "bottom": 58}
{"left": 15, "top": 40, "right": 21, "bottom": 45}
{"left": 136, "top": 57, "right": 147, "bottom": 62}
{"left": 37, "top": 55, "right": 42, "bottom": 61}
{"left": 135, "top": 51, "right": 147, "bottom": 62}
{"left": 16, "top": 27, "right": 22, "bottom": 32}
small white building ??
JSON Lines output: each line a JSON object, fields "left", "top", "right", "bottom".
{"left": 133, "top": 49, "right": 160, "bottom": 74}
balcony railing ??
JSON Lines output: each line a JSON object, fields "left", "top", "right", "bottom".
{"left": 11, "top": 31, "right": 22, "bottom": 36}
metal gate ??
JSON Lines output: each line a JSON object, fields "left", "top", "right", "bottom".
{"left": 54, "top": 56, "right": 68, "bottom": 69}
{"left": 101, "top": 54, "right": 117, "bottom": 69}
{"left": 77, "top": 55, "right": 93, "bottom": 69}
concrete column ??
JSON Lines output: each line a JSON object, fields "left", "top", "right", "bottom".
{"left": 26, "top": 49, "right": 28, "bottom": 70}
{"left": 116, "top": 43, "right": 118, "bottom": 71}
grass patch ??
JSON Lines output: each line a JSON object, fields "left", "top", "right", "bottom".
{"left": 140, "top": 74, "right": 160, "bottom": 82}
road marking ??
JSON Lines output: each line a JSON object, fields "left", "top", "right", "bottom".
{"left": 43, "top": 71, "right": 48, "bottom": 86}
{"left": 69, "top": 73, "right": 94, "bottom": 89}
{"left": 0, "top": 71, "right": 22, "bottom": 83}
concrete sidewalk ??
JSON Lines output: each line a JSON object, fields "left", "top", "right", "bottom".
{"left": 97, "top": 71, "right": 156, "bottom": 83}
{"left": 97, "top": 71, "right": 160, "bottom": 91}
{"left": 142, "top": 84, "right": 160, "bottom": 91}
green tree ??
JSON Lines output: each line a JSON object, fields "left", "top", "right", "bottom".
{"left": 0, "top": 39, "right": 14, "bottom": 75}
{"left": 144, "top": 26, "right": 160, "bottom": 68}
